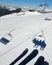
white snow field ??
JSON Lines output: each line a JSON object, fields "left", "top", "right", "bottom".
{"left": 0, "top": 11, "right": 52, "bottom": 65}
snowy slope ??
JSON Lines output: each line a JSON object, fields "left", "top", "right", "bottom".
{"left": 0, "top": 11, "right": 52, "bottom": 65}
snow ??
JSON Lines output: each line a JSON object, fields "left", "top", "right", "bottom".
{"left": 0, "top": 11, "right": 52, "bottom": 65}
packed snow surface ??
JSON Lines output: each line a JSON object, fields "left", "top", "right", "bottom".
{"left": 0, "top": 11, "right": 52, "bottom": 65}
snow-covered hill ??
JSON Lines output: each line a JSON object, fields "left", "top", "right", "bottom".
{"left": 0, "top": 4, "right": 21, "bottom": 17}
{"left": 0, "top": 11, "right": 52, "bottom": 65}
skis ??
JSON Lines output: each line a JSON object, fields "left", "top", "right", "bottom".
{"left": 34, "top": 56, "right": 44, "bottom": 65}
{"left": 34, "top": 56, "right": 49, "bottom": 65}
{"left": 41, "top": 61, "right": 49, "bottom": 65}
{"left": 10, "top": 49, "right": 49, "bottom": 65}
{"left": 10, "top": 48, "right": 28, "bottom": 65}
{"left": 19, "top": 49, "right": 38, "bottom": 65}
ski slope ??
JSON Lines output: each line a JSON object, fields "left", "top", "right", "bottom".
{"left": 0, "top": 11, "right": 52, "bottom": 65}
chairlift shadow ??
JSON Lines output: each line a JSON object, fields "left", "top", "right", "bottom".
{"left": 32, "top": 30, "right": 46, "bottom": 50}
{"left": 0, "top": 33, "right": 13, "bottom": 45}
